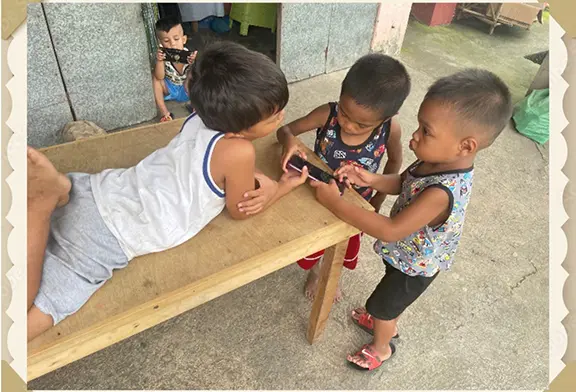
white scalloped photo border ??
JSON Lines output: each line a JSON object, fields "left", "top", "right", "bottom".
{"left": 5, "top": 21, "right": 27, "bottom": 382}
{"left": 2, "top": 0, "right": 569, "bottom": 388}
{"left": 549, "top": 17, "right": 569, "bottom": 384}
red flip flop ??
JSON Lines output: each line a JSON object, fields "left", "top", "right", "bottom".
{"left": 347, "top": 343, "right": 396, "bottom": 371}
{"left": 351, "top": 308, "right": 399, "bottom": 338}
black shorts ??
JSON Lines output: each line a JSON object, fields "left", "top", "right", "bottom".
{"left": 365, "top": 263, "right": 438, "bottom": 321}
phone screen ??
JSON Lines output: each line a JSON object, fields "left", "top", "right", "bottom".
{"left": 287, "top": 155, "right": 345, "bottom": 194}
{"left": 161, "top": 47, "right": 189, "bottom": 64}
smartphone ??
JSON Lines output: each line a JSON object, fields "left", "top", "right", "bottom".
{"left": 287, "top": 155, "right": 346, "bottom": 195}
{"left": 161, "top": 47, "right": 190, "bottom": 64}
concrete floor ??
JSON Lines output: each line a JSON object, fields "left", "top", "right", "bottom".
{"left": 30, "top": 16, "right": 549, "bottom": 390}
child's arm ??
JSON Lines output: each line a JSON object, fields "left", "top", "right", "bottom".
{"left": 212, "top": 138, "right": 307, "bottom": 220}
{"left": 370, "top": 117, "right": 403, "bottom": 211}
{"left": 154, "top": 48, "right": 166, "bottom": 81}
{"left": 236, "top": 168, "right": 308, "bottom": 215}
{"left": 310, "top": 180, "right": 450, "bottom": 243}
{"left": 277, "top": 104, "right": 330, "bottom": 171}
{"left": 334, "top": 165, "right": 402, "bottom": 196}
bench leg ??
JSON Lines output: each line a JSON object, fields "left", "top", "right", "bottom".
{"left": 306, "top": 239, "right": 347, "bottom": 343}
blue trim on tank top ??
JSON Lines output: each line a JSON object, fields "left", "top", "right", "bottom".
{"left": 179, "top": 112, "right": 198, "bottom": 132}
{"left": 203, "top": 132, "right": 225, "bottom": 198}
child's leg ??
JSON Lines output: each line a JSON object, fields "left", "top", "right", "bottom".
{"left": 152, "top": 77, "right": 171, "bottom": 118}
{"left": 28, "top": 170, "right": 129, "bottom": 342}
{"left": 347, "top": 265, "right": 437, "bottom": 370}
{"left": 27, "top": 147, "right": 71, "bottom": 310}
{"left": 303, "top": 233, "right": 361, "bottom": 302}
{"left": 28, "top": 305, "right": 54, "bottom": 341}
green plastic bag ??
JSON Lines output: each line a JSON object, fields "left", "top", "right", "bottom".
{"left": 512, "top": 88, "right": 550, "bottom": 144}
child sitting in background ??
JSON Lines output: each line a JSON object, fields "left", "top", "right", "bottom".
{"left": 27, "top": 41, "right": 308, "bottom": 342}
{"left": 277, "top": 54, "right": 410, "bottom": 302}
{"left": 153, "top": 18, "right": 197, "bottom": 122}
{"left": 311, "top": 69, "right": 513, "bottom": 371}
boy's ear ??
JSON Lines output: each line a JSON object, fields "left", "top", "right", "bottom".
{"left": 182, "top": 35, "right": 188, "bottom": 45}
{"left": 223, "top": 132, "right": 245, "bottom": 139}
{"left": 460, "top": 137, "right": 478, "bottom": 156}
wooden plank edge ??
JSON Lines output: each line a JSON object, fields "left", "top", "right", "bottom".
{"left": 27, "top": 221, "right": 360, "bottom": 381}
{"left": 39, "top": 118, "right": 186, "bottom": 152}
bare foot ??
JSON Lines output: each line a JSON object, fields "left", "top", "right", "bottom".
{"left": 304, "top": 270, "right": 318, "bottom": 301}
{"left": 334, "top": 281, "right": 343, "bottom": 303}
{"left": 304, "top": 270, "right": 344, "bottom": 303}
{"left": 27, "top": 147, "right": 71, "bottom": 212}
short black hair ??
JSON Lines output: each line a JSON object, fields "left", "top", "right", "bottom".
{"left": 425, "top": 69, "right": 513, "bottom": 146}
{"left": 155, "top": 18, "right": 182, "bottom": 34}
{"left": 187, "top": 41, "right": 289, "bottom": 133}
{"left": 341, "top": 53, "right": 411, "bottom": 119}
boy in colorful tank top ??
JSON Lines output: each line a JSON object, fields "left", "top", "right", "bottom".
{"left": 153, "top": 18, "right": 197, "bottom": 122}
{"left": 277, "top": 54, "right": 411, "bottom": 302}
{"left": 311, "top": 69, "right": 513, "bottom": 371}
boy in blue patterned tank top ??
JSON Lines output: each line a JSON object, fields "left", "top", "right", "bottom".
{"left": 277, "top": 54, "right": 411, "bottom": 302}
{"left": 312, "top": 69, "right": 513, "bottom": 371}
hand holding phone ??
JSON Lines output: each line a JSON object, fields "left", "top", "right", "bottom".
{"left": 287, "top": 155, "right": 346, "bottom": 195}
{"left": 160, "top": 47, "right": 190, "bottom": 64}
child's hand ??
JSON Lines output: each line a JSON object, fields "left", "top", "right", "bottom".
{"left": 280, "top": 140, "right": 307, "bottom": 172}
{"left": 156, "top": 48, "right": 166, "bottom": 62}
{"left": 334, "top": 165, "right": 375, "bottom": 188}
{"left": 187, "top": 51, "right": 198, "bottom": 64}
{"left": 279, "top": 166, "right": 308, "bottom": 189}
{"left": 238, "top": 173, "right": 278, "bottom": 215}
{"left": 310, "top": 179, "right": 341, "bottom": 206}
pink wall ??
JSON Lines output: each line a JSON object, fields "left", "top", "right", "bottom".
{"left": 370, "top": 2, "right": 412, "bottom": 56}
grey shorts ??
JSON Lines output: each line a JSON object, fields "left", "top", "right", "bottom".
{"left": 34, "top": 173, "right": 129, "bottom": 325}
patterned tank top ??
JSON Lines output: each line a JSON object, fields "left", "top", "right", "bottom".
{"left": 373, "top": 161, "right": 474, "bottom": 277}
{"left": 314, "top": 102, "right": 390, "bottom": 200}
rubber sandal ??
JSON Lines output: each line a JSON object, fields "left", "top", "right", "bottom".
{"left": 160, "top": 113, "right": 174, "bottom": 122}
{"left": 351, "top": 308, "right": 399, "bottom": 339}
{"left": 347, "top": 342, "right": 396, "bottom": 371}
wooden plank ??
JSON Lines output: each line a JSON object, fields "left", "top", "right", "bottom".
{"left": 306, "top": 240, "right": 347, "bottom": 343}
{"left": 28, "top": 222, "right": 357, "bottom": 380}
{"left": 28, "top": 119, "right": 372, "bottom": 380}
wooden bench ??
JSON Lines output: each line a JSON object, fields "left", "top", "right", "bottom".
{"left": 27, "top": 119, "right": 372, "bottom": 380}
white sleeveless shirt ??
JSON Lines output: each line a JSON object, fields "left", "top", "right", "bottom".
{"left": 90, "top": 114, "right": 226, "bottom": 260}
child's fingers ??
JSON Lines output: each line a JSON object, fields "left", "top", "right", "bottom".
{"left": 309, "top": 179, "right": 322, "bottom": 188}
{"left": 245, "top": 206, "right": 263, "bottom": 216}
{"left": 238, "top": 195, "right": 264, "bottom": 209}
{"left": 281, "top": 155, "right": 290, "bottom": 172}
{"left": 241, "top": 200, "right": 264, "bottom": 214}
{"left": 241, "top": 189, "right": 262, "bottom": 200}
{"left": 299, "top": 166, "right": 309, "bottom": 182}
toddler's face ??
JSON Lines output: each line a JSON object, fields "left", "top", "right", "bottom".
{"left": 409, "top": 99, "right": 466, "bottom": 163}
{"left": 157, "top": 25, "right": 186, "bottom": 50}
{"left": 337, "top": 95, "right": 387, "bottom": 136}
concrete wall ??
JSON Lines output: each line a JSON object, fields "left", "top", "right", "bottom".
{"left": 325, "top": 4, "right": 378, "bottom": 73}
{"left": 278, "top": 3, "right": 378, "bottom": 82}
{"left": 27, "top": 4, "right": 74, "bottom": 148}
{"left": 370, "top": 3, "right": 412, "bottom": 56}
{"left": 278, "top": 3, "right": 332, "bottom": 83}
{"left": 27, "top": 3, "right": 156, "bottom": 148}
{"left": 279, "top": 3, "right": 409, "bottom": 83}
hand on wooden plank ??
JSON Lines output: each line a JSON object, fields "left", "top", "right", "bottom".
{"left": 238, "top": 172, "right": 279, "bottom": 215}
